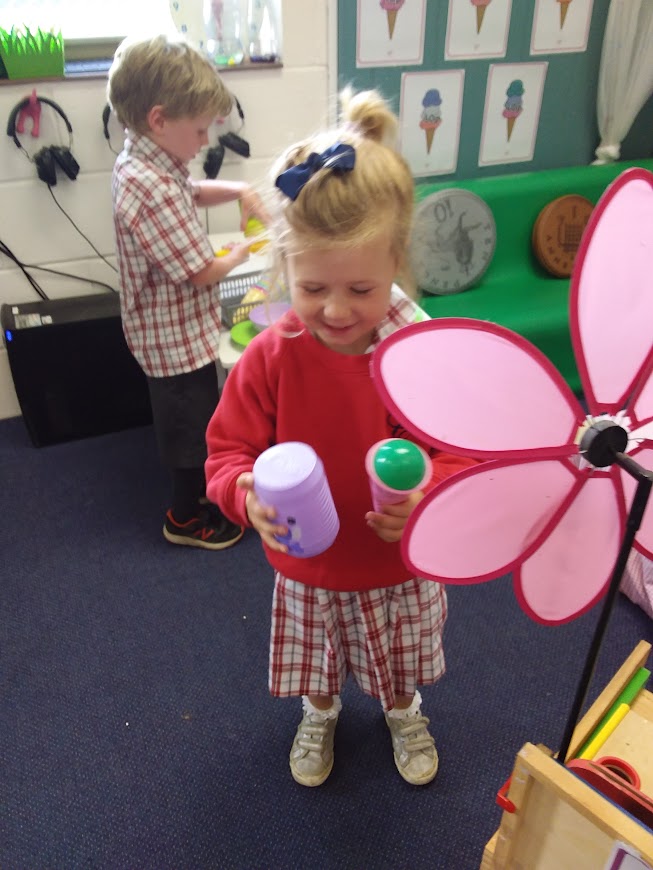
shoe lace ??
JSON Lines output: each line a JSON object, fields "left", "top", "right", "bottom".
{"left": 393, "top": 713, "right": 435, "bottom": 755}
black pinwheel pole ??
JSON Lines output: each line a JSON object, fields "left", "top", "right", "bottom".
{"left": 557, "top": 420, "right": 652, "bottom": 765}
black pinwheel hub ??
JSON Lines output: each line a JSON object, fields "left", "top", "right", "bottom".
{"left": 580, "top": 419, "right": 629, "bottom": 468}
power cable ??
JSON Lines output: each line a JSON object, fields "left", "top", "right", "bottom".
{"left": 46, "top": 185, "right": 119, "bottom": 274}
{"left": 0, "top": 238, "right": 119, "bottom": 300}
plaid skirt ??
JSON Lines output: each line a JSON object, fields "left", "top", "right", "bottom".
{"left": 622, "top": 550, "right": 653, "bottom": 620}
{"left": 269, "top": 574, "right": 447, "bottom": 711}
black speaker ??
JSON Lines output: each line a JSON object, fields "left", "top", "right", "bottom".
{"left": 1, "top": 294, "right": 152, "bottom": 447}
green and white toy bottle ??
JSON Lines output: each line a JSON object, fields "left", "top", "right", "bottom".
{"left": 365, "top": 438, "right": 431, "bottom": 511}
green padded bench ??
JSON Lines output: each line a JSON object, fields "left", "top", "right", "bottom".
{"left": 415, "top": 159, "right": 653, "bottom": 396}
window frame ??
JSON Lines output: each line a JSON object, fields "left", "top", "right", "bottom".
{"left": 1, "top": 1, "right": 283, "bottom": 74}
{"left": 66, "top": 36, "right": 121, "bottom": 63}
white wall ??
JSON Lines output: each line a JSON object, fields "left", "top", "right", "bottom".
{"left": 0, "top": 0, "right": 333, "bottom": 419}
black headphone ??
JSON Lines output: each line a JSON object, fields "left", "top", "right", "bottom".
{"left": 7, "top": 95, "right": 80, "bottom": 186}
{"left": 204, "top": 95, "right": 250, "bottom": 179}
{"left": 101, "top": 96, "right": 251, "bottom": 179}
{"left": 102, "top": 102, "right": 122, "bottom": 156}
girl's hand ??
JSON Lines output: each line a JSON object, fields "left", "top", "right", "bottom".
{"left": 237, "top": 472, "right": 289, "bottom": 553}
{"left": 364, "top": 490, "right": 424, "bottom": 544}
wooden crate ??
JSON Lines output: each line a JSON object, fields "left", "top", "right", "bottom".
{"left": 482, "top": 641, "right": 653, "bottom": 869}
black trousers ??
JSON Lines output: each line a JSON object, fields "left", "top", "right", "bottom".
{"left": 146, "top": 362, "right": 221, "bottom": 519}
{"left": 146, "top": 361, "right": 220, "bottom": 468}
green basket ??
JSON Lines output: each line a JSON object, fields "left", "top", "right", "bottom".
{"left": 0, "top": 27, "right": 64, "bottom": 80}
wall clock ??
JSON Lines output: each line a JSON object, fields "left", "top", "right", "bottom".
{"left": 532, "top": 194, "right": 594, "bottom": 278}
{"left": 409, "top": 189, "right": 497, "bottom": 295}
{"left": 168, "top": 0, "right": 206, "bottom": 49}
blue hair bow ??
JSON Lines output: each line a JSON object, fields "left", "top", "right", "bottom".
{"left": 275, "top": 142, "right": 356, "bottom": 201}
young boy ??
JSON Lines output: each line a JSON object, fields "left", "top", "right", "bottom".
{"left": 108, "top": 34, "right": 267, "bottom": 550}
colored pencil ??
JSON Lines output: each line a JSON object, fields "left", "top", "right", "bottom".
{"left": 579, "top": 703, "right": 630, "bottom": 760}
{"left": 575, "top": 666, "right": 650, "bottom": 759}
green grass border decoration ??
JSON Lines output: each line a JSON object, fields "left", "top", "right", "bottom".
{"left": 0, "top": 27, "right": 64, "bottom": 80}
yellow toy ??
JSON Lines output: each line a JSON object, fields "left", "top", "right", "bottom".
{"left": 244, "top": 216, "right": 269, "bottom": 253}
{"left": 233, "top": 281, "right": 269, "bottom": 324}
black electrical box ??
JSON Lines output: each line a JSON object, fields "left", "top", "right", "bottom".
{"left": 1, "top": 294, "right": 152, "bottom": 447}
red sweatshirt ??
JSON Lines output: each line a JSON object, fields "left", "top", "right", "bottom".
{"left": 205, "top": 312, "right": 475, "bottom": 592}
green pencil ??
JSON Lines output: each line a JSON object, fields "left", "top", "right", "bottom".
{"left": 576, "top": 666, "right": 650, "bottom": 759}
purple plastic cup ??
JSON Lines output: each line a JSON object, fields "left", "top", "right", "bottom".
{"left": 365, "top": 438, "right": 431, "bottom": 512}
{"left": 253, "top": 442, "right": 339, "bottom": 558}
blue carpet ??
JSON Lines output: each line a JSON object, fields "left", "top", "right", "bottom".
{"left": 1, "top": 416, "right": 652, "bottom": 869}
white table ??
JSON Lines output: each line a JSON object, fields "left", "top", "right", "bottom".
{"left": 218, "top": 329, "right": 244, "bottom": 371}
{"left": 208, "top": 232, "right": 270, "bottom": 277}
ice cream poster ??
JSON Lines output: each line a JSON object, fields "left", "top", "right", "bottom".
{"left": 478, "top": 62, "right": 547, "bottom": 167}
{"left": 531, "top": 0, "right": 594, "bottom": 54}
{"left": 604, "top": 841, "right": 653, "bottom": 870}
{"left": 356, "top": 0, "right": 426, "bottom": 68}
{"left": 399, "top": 71, "right": 465, "bottom": 177}
{"left": 445, "top": 0, "right": 512, "bottom": 61}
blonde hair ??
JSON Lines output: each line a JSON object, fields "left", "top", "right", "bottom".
{"left": 269, "top": 87, "right": 416, "bottom": 294}
{"left": 107, "top": 34, "right": 232, "bottom": 135}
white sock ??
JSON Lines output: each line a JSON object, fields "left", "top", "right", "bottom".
{"left": 302, "top": 695, "right": 342, "bottom": 720}
{"left": 386, "top": 690, "right": 423, "bottom": 720}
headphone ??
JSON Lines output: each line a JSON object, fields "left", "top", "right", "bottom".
{"left": 7, "top": 95, "right": 80, "bottom": 186}
{"left": 101, "top": 95, "right": 251, "bottom": 179}
{"left": 102, "top": 103, "right": 122, "bottom": 156}
{"left": 103, "top": 101, "right": 223, "bottom": 170}
{"left": 204, "top": 95, "right": 250, "bottom": 179}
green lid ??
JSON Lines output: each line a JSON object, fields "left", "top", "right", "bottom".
{"left": 374, "top": 439, "right": 426, "bottom": 490}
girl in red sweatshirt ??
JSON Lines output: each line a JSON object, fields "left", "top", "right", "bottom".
{"left": 205, "top": 88, "right": 475, "bottom": 788}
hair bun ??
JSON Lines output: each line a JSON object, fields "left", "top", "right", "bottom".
{"left": 339, "top": 86, "right": 398, "bottom": 146}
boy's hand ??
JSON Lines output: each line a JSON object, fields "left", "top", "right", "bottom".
{"left": 221, "top": 240, "right": 251, "bottom": 271}
{"left": 239, "top": 187, "right": 270, "bottom": 229}
{"left": 193, "top": 240, "right": 250, "bottom": 287}
{"left": 365, "top": 490, "right": 424, "bottom": 543}
{"left": 237, "top": 472, "right": 289, "bottom": 553}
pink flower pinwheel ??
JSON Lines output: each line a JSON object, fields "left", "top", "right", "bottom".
{"left": 372, "top": 168, "right": 653, "bottom": 625}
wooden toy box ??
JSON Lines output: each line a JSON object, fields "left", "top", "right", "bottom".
{"left": 482, "top": 641, "right": 653, "bottom": 869}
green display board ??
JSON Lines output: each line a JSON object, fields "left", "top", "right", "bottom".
{"left": 337, "top": 0, "right": 653, "bottom": 180}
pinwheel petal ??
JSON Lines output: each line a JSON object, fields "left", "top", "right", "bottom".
{"left": 631, "top": 363, "right": 653, "bottom": 433}
{"left": 402, "top": 458, "right": 579, "bottom": 583}
{"left": 571, "top": 168, "right": 653, "bottom": 414}
{"left": 516, "top": 474, "right": 624, "bottom": 625}
{"left": 618, "top": 445, "right": 653, "bottom": 560}
{"left": 372, "top": 319, "right": 579, "bottom": 460}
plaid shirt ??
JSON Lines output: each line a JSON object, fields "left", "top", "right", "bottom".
{"left": 112, "top": 134, "right": 220, "bottom": 377}
{"left": 368, "top": 284, "right": 429, "bottom": 350}
{"left": 278, "top": 284, "right": 428, "bottom": 349}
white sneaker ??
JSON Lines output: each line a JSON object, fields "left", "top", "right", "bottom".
{"left": 289, "top": 705, "right": 338, "bottom": 787}
{"left": 385, "top": 709, "right": 439, "bottom": 786}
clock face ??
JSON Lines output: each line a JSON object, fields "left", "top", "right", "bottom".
{"left": 532, "top": 195, "right": 594, "bottom": 278}
{"left": 409, "top": 189, "right": 497, "bottom": 295}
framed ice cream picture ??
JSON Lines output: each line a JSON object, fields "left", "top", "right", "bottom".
{"left": 356, "top": 0, "right": 426, "bottom": 67}
{"left": 478, "top": 62, "right": 547, "bottom": 167}
{"left": 530, "top": 0, "right": 594, "bottom": 55}
{"left": 445, "top": 0, "right": 512, "bottom": 61}
{"left": 399, "top": 70, "right": 465, "bottom": 178}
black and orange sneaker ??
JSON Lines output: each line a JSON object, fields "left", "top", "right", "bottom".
{"left": 163, "top": 508, "right": 244, "bottom": 550}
